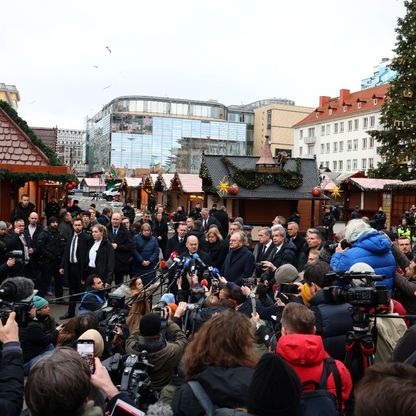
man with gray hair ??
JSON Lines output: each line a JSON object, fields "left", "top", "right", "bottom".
{"left": 330, "top": 219, "right": 396, "bottom": 292}
{"left": 252, "top": 227, "right": 274, "bottom": 278}
{"left": 200, "top": 208, "right": 221, "bottom": 234}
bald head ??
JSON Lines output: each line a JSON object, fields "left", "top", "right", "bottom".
{"left": 186, "top": 235, "right": 199, "bottom": 253}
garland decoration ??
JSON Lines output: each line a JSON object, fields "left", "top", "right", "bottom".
{"left": 200, "top": 158, "right": 217, "bottom": 193}
{"left": 154, "top": 172, "right": 167, "bottom": 192}
{"left": 0, "top": 100, "right": 61, "bottom": 166}
{"left": 170, "top": 172, "right": 184, "bottom": 193}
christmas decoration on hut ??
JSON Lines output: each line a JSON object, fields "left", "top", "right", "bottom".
{"left": 228, "top": 183, "right": 240, "bottom": 195}
{"left": 217, "top": 178, "right": 230, "bottom": 195}
{"left": 143, "top": 175, "right": 154, "bottom": 193}
{"left": 311, "top": 187, "right": 322, "bottom": 197}
{"left": 331, "top": 185, "right": 342, "bottom": 199}
{"left": 170, "top": 172, "right": 184, "bottom": 193}
{"left": 403, "top": 88, "right": 413, "bottom": 98}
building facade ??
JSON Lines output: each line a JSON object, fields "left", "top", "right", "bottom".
{"left": 56, "top": 128, "right": 88, "bottom": 175}
{"left": 252, "top": 102, "right": 314, "bottom": 157}
{"left": 361, "top": 58, "right": 397, "bottom": 90}
{"left": 0, "top": 83, "right": 20, "bottom": 110}
{"left": 87, "top": 96, "right": 250, "bottom": 174}
{"left": 293, "top": 84, "right": 388, "bottom": 174}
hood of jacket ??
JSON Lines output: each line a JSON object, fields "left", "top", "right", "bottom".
{"left": 277, "top": 334, "right": 327, "bottom": 366}
{"left": 353, "top": 231, "right": 391, "bottom": 255}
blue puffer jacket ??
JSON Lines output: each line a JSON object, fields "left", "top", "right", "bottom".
{"left": 330, "top": 231, "right": 395, "bottom": 292}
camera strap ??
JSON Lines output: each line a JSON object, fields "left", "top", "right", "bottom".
{"left": 188, "top": 380, "right": 215, "bottom": 416}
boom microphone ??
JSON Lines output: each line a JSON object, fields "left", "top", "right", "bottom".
{"left": 0, "top": 277, "right": 35, "bottom": 302}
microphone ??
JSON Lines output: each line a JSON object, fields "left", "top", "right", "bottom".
{"left": 160, "top": 260, "right": 167, "bottom": 269}
{"left": 166, "top": 251, "right": 179, "bottom": 268}
{"left": 0, "top": 277, "right": 35, "bottom": 302}
{"left": 201, "top": 279, "right": 209, "bottom": 287}
{"left": 192, "top": 253, "right": 207, "bottom": 268}
{"left": 168, "top": 256, "right": 183, "bottom": 271}
{"left": 208, "top": 266, "right": 221, "bottom": 279}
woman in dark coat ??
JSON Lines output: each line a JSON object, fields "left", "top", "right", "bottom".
{"left": 132, "top": 223, "right": 160, "bottom": 283}
{"left": 153, "top": 212, "right": 168, "bottom": 256}
{"left": 202, "top": 226, "right": 228, "bottom": 270}
{"left": 88, "top": 224, "right": 115, "bottom": 284}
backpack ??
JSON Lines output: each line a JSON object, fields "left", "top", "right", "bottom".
{"left": 187, "top": 380, "right": 255, "bottom": 416}
{"left": 301, "top": 357, "right": 343, "bottom": 416}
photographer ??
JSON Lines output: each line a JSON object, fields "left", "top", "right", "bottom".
{"left": 303, "top": 261, "right": 353, "bottom": 361}
{"left": 0, "top": 257, "right": 16, "bottom": 283}
{"left": 78, "top": 275, "right": 108, "bottom": 314}
{"left": 125, "top": 310, "right": 188, "bottom": 392}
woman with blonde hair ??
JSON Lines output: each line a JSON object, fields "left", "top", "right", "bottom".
{"left": 172, "top": 309, "right": 257, "bottom": 415}
{"left": 202, "top": 226, "right": 228, "bottom": 269}
{"left": 87, "top": 224, "right": 114, "bottom": 283}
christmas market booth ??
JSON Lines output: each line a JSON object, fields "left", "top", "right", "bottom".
{"left": 0, "top": 101, "right": 73, "bottom": 221}
{"left": 200, "top": 142, "right": 327, "bottom": 231}
{"left": 383, "top": 180, "right": 416, "bottom": 227}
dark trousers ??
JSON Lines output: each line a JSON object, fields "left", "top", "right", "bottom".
{"left": 67, "top": 262, "right": 83, "bottom": 315}
{"left": 114, "top": 271, "right": 125, "bottom": 285}
{"left": 40, "top": 260, "right": 63, "bottom": 298}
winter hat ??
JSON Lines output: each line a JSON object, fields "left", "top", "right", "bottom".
{"left": 0, "top": 221, "right": 7, "bottom": 230}
{"left": 47, "top": 216, "right": 58, "bottom": 225}
{"left": 160, "top": 293, "right": 175, "bottom": 304}
{"left": 33, "top": 296, "right": 49, "bottom": 310}
{"left": 247, "top": 353, "right": 302, "bottom": 416}
{"left": 275, "top": 264, "right": 299, "bottom": 284}
{"left": 78, "top": 329, "right": 105, "bottom": 357}
{"left": 140, "top": 313, "right": 161, "bottom": 337}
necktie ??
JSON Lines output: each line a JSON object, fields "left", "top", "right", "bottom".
{"left": 70, "top": 234, "right": 78, "bottom": 263}
{"left": 113, "top": 228, "right": 117, "bottom": 235}
{"left": 203, "top": 220, "right": 207, "bottom": 230}
{"left": 179, "top": 237, "right": 183, "bottom": 244}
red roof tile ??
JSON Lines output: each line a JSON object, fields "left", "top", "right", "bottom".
{"left": 294, "top": 84, "right": 389, "bottom": 128}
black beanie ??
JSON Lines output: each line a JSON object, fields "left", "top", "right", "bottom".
{"left": 247, "top": 353, "right": 302, "bottom": 416}
{"left": 48, "top": 216, "right": 58, "bottom": 225}
{"left": 139, "top": 313, "right": 162, "bottom": 337}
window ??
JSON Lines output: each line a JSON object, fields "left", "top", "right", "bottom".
{"left": 307, "top": 145, "right": 314, "bottom": 155}
{"left": 362, "top": 137, "right": 367, "bottom": 149}
{"left": 339, "top": 141, "right": 344, "bottom": 152}
{"left": 321, "top": 125, "right": 325, "bottom": 135}
{"left": 369, "top": 137, "right": 375, "bottom": 148}
{"left": 321, "top": 144, "right": 325, "bottom": 153}
{"left": 333, "top": 160, "right": 337, "bottom": 170}
{"left": 339, "top": 160, "right": 343, "bottom": 170}
{"left": 369, "top": 158, "right": 374, "bottom": 169}
{"left": 347, "top": 160, "right": 351, "bottom": 171}
{"left": 267, "top": 110, "right": 272, "bottom": 129}
{"left": 300, "top": 130, "right": 303, "bottom": 139}
{"left": 353, "top": 159, "right": 358, "bottom": 170}
{"left": 333, "top": 142, "right": 338, "bottom": 152}
{"left": 326, "top": 124, "right": 331, "bottom": 135}
{"left": 325, "top": 161, "right": 330, "bottom": 168}
{"left": 373, "top": 98, "right": 378, "bottom": 105}
{"left": 353, "top": 139, "right": 358, "bottom": 151}
{"left": 329, "top": 109, "right": 332, "bottom": 115}
{"left": 334, "top": 123, "right": 338, "bottom": 134}
{"left": 347, "top": 140, "right": 352, "bottom": 151}
{"left": 362, "top": 159, "right": 367, "bottom": 170}
{"left": 354, "top": 119, "right": 359, "bottom": 130}
{"left": 370, "top": 116, "right": 375, "bottom": 127}
{"left": 340, "top": 122, "right": 344, "bottom": 133}
{"left": 299, "top": 146, "right": 303, "bottom": 156}
{"left": 363, "top": 117, "right": 368, "bottom": 128}
{"left": 326, "top": 143, "right": 330, "bottom": 153}
{"left": 358, "top": 102, "right": 362, "bottom": 109}
{"left": 343, "top": 106, "right": 347, "bottom": 112}
{"left": 348, "top": 120, "right": 353, "bottom": 131}
{"left": 308, "top": 127, "right": 315, "bottom": 137}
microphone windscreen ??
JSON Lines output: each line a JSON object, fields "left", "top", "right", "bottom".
{"left": 160, "top": 260, "right": 167, "bottom": 269}
{"left": 170, "top": 251, "right": 178, "bottom": 259}
{"left": 201, "top": 279, "right": 208, "bottom": 287}
{"left": 0, "top": 277, "right": 35, "bottom": 301}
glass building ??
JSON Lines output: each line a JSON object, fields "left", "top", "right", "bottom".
{"left": 87, "top": 96, "right": 249, "bottom": 173}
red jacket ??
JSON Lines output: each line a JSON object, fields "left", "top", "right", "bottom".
{"left": 277, "top": 334, "right": 352, "bottom": 406}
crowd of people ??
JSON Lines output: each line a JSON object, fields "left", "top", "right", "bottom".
{"left": 1, "top": 194, "right": 416, "bottom": 415}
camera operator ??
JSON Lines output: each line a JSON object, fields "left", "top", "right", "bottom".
{"left": 4, "top": 219, "right": 29, "bottom": 277}
{"left": 0, "top": 257, "right": 16, "bottom": 283}
{"left": 0, "top": 311, "right": 24, "bottom": 416}
{"left": 330, "top": 219, "right": 396, "bottom": 292}
{"left": 303, "top": 261, "right": 353, "bottom": 361}
{"left": 125, "top": 309, "right": 188, "bottom": 392}
{"left": 78, "top": 275, "right": 109, "bottom": 314}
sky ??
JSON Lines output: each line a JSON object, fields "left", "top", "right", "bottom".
{"left": 1, "top": 0, "right": 406, "bottom": 129}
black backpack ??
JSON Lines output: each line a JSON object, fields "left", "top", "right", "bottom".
{"left": 301, "top": 357, "right": 343, "bottom": 416}
{"left": 187, "top": 380, "right": 255, "bottom": 416}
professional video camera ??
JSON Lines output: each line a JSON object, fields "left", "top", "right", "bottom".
{"left": 0, "top": 277, "right": 34, "bottom": 327}
{"left": 326, "top": 239, "right": 351, "bottom": 253}
{"left": 323, "top": 271, "right": 388, "bottom": 307}
{"left": 5, "top": 250, "right": 24, "bottom": 263}
{"left": 100, "top": 293, "right": 128, "bottom": 342}
{"left": 102, "top": 351, "right": 158, "bottom": 411}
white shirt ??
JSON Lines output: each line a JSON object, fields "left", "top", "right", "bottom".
{"left": 89, "top": 240, "right": 102, "bottom": 268}
{"left": 274, "top": 242, "right": 284, "bottom": 255}
{"left": 28, "top": 224, "right": 36, "bottom": 238}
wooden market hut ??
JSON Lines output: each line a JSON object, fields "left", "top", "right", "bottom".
{"left": 0, "top": 102, "right": 71, "bottom": 222}
{"left": 200, "top": 142, "right": 327, "bottom": 232}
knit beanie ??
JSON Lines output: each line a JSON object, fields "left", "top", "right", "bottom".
{"left": 140, "top": 313, "right": 161, "bottom": 337}
{"left": 33, "top": 296, "right": 49, "bottom": 310}
{"left": 247, "top": 353, "right": 302, "bottom": 416}
{"left": 275, "top": 264, "right": 299, "bottom": 284}
{"left": 78, "top": 329, "right": 104, "bottom": 357}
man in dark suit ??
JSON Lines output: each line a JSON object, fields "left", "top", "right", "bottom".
{"left": 252, "top": 227, "right": 274, "bottom": 278}
{"left": 287, "top": 221, "right": 306, "bottom": 270}
{"left": 200, "top": 208, "right": 221, "bottom": 234}
{"left": 261, "top": 225, "right": 297, "bottom": 285}
{"left": 24, "top": 212, "right": 43, "bottom": 291}
{"left": 107, "top": 212, "right": 133, "bottom": 285}
{"left": 213, "top": 205, "right": 229, "bottom": 239}
{"left": 164, "top": 222, "right": 187, "bottom": 260}
{"left": 59, "top": 218, "right": 89, "bottom": 319}
{"left": 221, "top": 231, "right": 255, "bottom": 285}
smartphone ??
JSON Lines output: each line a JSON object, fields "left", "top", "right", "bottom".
{"left": 274, "top": 290, "right": 290, "bottom": 305}
{"left": 77, "top": 339, "right": 95, "bottom": 374}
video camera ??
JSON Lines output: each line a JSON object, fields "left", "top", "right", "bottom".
{"left": 100, "top": 294, "right": 128, "bottom": 341}
{"left": 323, "top": 271, "right": 388, "bottom": 308}
{"left": 152, "top": 301, "right": 170, "bottom": 320}
{"left": 102, "top": 351, "right": 158, "bottom": 411}
{"left": 5, "top": 250, "right": 24, "bottom": 264}
{"left": 0, "top": 277, "right": 34, "bottom": 327}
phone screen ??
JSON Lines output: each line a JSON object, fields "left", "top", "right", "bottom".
{"left": 274, "top": 290, "right": 290, "bottom": 304}
{"left": 77, "top": 340, "right": 95, "bottom": 373}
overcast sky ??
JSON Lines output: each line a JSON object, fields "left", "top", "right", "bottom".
{"left": 1, "top": 0, "right": 405, "bottom": 129}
